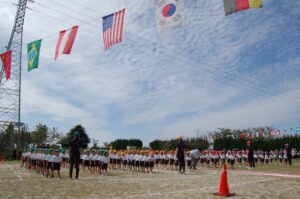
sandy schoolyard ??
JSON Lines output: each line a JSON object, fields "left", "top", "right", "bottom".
{"left": 0, "top": 161, "right": 300, "bottom": 199}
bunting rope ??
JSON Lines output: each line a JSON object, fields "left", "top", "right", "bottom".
{"left": 1, "top": 0, "right": 300, "bottom": 108}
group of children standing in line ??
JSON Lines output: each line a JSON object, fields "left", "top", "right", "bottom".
{"left": 21, "top": 149, "right": 110, "bottom": 178}
{"left": 21, "top": 150, "right": 62, "bottom": 178}
{"left": 21, "top": 148, "right": 297, "bottom": 178}
{"left": 199, "top": 149, "right": 296, "bottom": 169}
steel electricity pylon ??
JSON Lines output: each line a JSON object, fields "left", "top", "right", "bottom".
{"left": 0, "top": 0, "right": 29, "bottom": 133}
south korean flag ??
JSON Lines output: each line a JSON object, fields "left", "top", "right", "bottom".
{"left": 156, "top": 0, "right": 184, "bottom": 32}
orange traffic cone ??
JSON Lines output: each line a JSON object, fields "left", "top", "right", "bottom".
{"left": 213, "top": 163, "right": 235, "bottom": 197}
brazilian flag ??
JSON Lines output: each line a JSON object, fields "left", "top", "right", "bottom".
{"left": 27, "top": 39, "right": 42, "bottom": 72}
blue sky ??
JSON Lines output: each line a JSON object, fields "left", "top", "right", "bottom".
{"left": 0, "top": 0, "right": 300, "bottom": 146}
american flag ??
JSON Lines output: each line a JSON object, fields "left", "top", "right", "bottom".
{"left": 102, "top": 9, "right": 125, "bottom": 49}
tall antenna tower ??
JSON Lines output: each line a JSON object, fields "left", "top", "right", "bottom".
{"left": 0, "top": 0, "right": 29, "bottom": 133}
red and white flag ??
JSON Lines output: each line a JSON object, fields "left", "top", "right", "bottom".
{"left": 246, "top": 132, "right": 250, "bottom": 137}
{"left": 102, "top": 8, "right": 126, "bottom": 49}
{"left": 277, "top": 129, "right": 281, "bottom": 136}
{"left": 0, "top": 50, "right": 12, "bottom": 80}
{"left": 55, "top": 26, "right": 79, "bottom": 60}
{"left": 271, "top": 130, "right": 275, "bottom": 136}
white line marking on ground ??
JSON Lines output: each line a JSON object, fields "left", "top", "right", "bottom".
{"left": 113, "top": 178, "right": 276, "bottom": 199}
{"left": 79, "top": 173, "right": 215, "bottom": 182}
{"left": 232, "top": 171, "right": 300, "bottom": 179}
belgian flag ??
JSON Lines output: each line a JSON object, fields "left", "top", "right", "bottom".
{"left": 223, "top": 0, "right": 262, "bottom": 16}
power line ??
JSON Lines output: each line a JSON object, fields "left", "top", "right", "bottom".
{"left": 123, "top": 35, "right": 300, "bottom": 106}
{"left": 46, "top": 0, "right": 100, "bottom": 21}
{"left": 24, "top": 1, "right": 300, "bottom": 105}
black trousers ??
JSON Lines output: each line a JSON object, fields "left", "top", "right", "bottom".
{"left": 178, "top": 156, "right": 185, "bottom": 172}
{"left": 248, "top": 157, "right": 255, "bottom": 168}
{"left": 287, "top": 158, "right": 292, "bottom": 166}
{"left": 69, "top": 154, "right": 80, "bottom": 179}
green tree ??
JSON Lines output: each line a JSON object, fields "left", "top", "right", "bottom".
{"left": 59, "top": 125, "right": 90, "bottom": 149}
{"left": 59, "top": 136, "right": 69, "bottom": 148}
{"left": 18, "top": 130, "right": 32, "bottom": 148}
{"left": 149, "top": 139, "right": 165, "bottom": 150}
{"left": 110, "top": 139, "right": 143, "bottom": 150}
{"left": 31, "top": 124, "right": 48, "bottom": 145}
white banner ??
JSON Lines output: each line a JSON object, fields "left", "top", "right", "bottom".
{"left": 156, "top": 0, "right": 184, "bottom": 32}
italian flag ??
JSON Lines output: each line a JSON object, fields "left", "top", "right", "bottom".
{"left": 223, "top": 0, "right": 262, "bottom": 16}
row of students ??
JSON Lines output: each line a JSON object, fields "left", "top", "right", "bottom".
{"left": 104, "top": 149, "right": 295, "bottom": 171}
{"left": 65, "top": 149, "right": 295, "bottom": 172}
{"left": 21, "top": 150, "right": 61, "bottom": 178}
{"left": 20, "top": 148, "right": 296, "bottom": 177}
{"left": 107, "top": 150, "right": 194, "bottom": 172}
{"left": 81, "top": 150, "right": 110, "bottom": 175}
{"left": 21, "top": 149, "right": 111, "bottom": 177}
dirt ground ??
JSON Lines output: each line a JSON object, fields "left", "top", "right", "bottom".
{"left": 0, "top": 161, "right": 300, "bottom": 199}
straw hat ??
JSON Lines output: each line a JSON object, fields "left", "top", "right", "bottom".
{"left": 176, "top": 136, "right": 182, "bottom": 140}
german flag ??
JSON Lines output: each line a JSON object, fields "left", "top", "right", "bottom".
{"left": 223, "top": 0, "right": 262, "bottom": 16}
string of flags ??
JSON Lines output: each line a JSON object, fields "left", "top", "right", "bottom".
{"left": 156, "top": 0, "right": 184, "bottom": 32}
{"left": 55, "top": 26, "right": 79, "bottom": 60}
{"left": 223, "top": 0, "right": 263, "bottom": 16}
{"left": 0, "top": 50, "right": 12, "bottom": 80}
{"left": 1, "top": 0, "right": 263, "bottom": 80}
{"left": 237, "top": 127, "right": 300, "bottom": 140}
{"left": 103, "top": 8, "right": 126, "bottom": 49}
{"left": 27, "top": 39, "right": 42, "bottom": 71}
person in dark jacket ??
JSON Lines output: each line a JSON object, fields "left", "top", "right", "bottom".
{"left": 284, "top": 143, "right": 292, "bottom": 166}
{"left": 176, "top": 136, "right": 186, "bottom": 173}
{"left": 69, "top": 131, "right": 82, "bottom": 179}
{"left": 247, "top": 141, "right": 255, "bottom": 168}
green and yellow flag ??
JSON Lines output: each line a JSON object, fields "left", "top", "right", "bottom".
{"left": 27, "top": 39, "right": 42, "bottom": 71}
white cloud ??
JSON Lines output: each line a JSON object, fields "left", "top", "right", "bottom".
{"left": 0, "top": 0, "right": 299, "bottom": 146}
{"left": 161, "top": 86, "right": 300, "bottom": 138}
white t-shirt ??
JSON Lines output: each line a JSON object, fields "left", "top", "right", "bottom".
{"left": 229, "top": 155, "right": 235, "bottom": 160}
{"left": 82, "top": 154, "right": 90, "bottom": 161}
{"left": 52, "top": 155, "right": 62, "bottom": 163}
{"left": 102, "top": 156, "right": 110, "bottom": 164}
{"left": 89, "top": 154, "right": 95, "bottom": 161}
{"left": 40, "top": 154, "right": 46, "bottom": 161}
{"left": 129, "top": 154, "right": 134, "bottom": 161}
{"left": 93, "top": 155, "right": 98, "bottom": 161}
{"left": 45, "top": 154, "right": 52, "bottom": 162}
{"left": 186, "top": 156, "right": 192, "bottom": 161}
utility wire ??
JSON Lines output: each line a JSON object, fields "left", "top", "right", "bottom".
{"left": 19, "top": 0, "right": 300, "bottom": 105}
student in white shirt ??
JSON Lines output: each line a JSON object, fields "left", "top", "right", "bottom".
{"left": 186, "top": 152, "right": 192, "bottom": 170}
{"left": 97, "top": 152, "right": 103, "bottom": 175}
{"left": 51, "top": 150, "right": 62, "bottom": 178}
{"left": 45, "top": 150, "right": 53, "bottom": 178}
{"left": 82, "top": 151, "right": 90, "bottom": 171}
{"left": 101, "top": 152, "right": 110, "bottom": 176}
{"left": 89, "top": 150, "right": 96, "bottom": 174}
{"left": 121, "top": 152, "right": 128, "bottom": 170}
{"left": 149, "top": 153, "right": 155, "bottom": 173}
